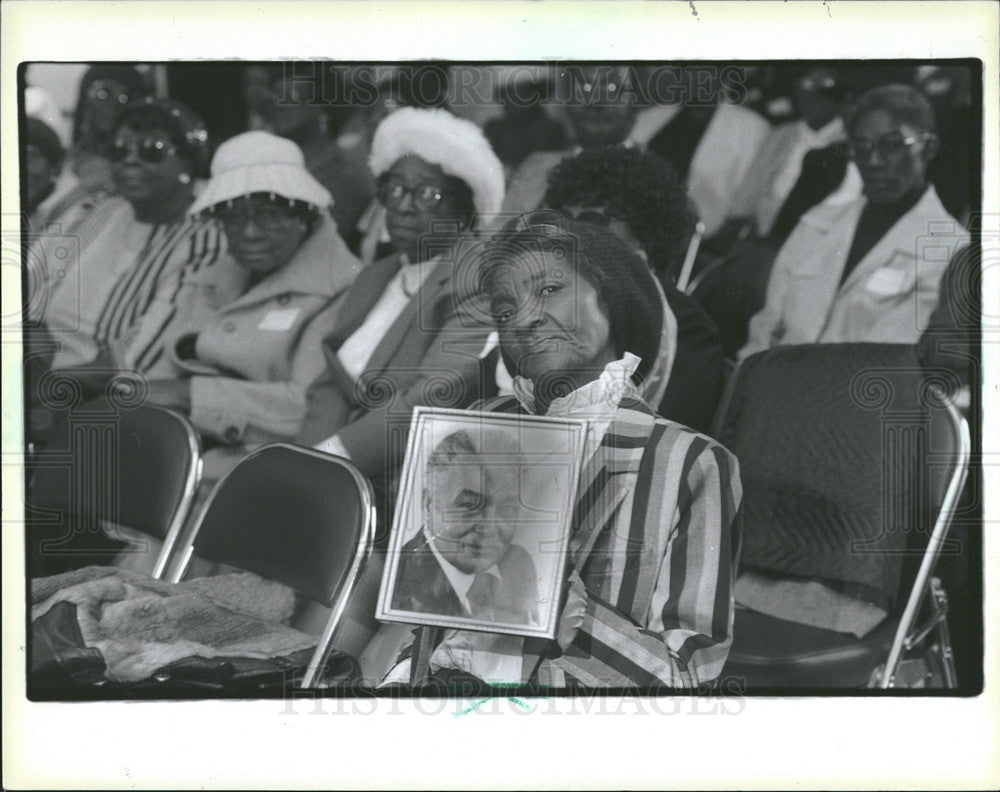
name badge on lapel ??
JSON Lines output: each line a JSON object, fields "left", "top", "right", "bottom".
{"left": 257, "top": 308, "right": 300, "bottom": 332}
{"left": 864, "top": 266, "right": 912, "bottom": 297}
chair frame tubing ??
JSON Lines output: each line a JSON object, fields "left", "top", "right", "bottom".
{"left": 167, "top": 443, "right": 377, "bottom": 689}
{"left": 148, "top": 407, "right": 204, "bottom": 580}
{"left": 877, "top": 393, "right": 970, "bottom": 688}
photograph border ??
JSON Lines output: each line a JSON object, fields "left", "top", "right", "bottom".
{"left": 3, "top": 2, "right": 998, "bottom": 791}
{"left": 376, "top": 406, "right": 588, "bottom": 640}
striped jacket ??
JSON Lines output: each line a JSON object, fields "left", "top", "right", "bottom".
{"left": 31, "top": 196, "right": 226, "bottom": 372}
{"left": 403, "top": 395, "right": 743, "bottom": 689}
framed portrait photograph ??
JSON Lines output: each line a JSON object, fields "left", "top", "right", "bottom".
{"left": 376, "top": 406, "right": 588, "bottom": 639}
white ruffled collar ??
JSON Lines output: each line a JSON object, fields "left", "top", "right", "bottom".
{"left": 511, "top": 352, "right": 641, "bottom": 417}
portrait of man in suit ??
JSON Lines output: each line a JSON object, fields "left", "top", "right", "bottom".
{"left": 390, "top": 428, "right": 540, "bottom": 626}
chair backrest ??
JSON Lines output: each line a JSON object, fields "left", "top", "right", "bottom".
{"left": 172, "top": 444, "right": 375, "bottom": 607}
{"left": 713, "top": 343, "right": 966, "bottom": 614}
{"left": 28, "top": 396, "right": 202, "bottom": 578}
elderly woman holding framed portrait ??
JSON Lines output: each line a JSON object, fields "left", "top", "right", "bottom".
{"left": 385, "top": 211, "right": 743, "bottom": 690}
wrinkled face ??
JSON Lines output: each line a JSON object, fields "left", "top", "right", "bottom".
{"left": 215, "top": 197, "right": 310, "bottom": 277}
{"left": 850, "top": 109, "right": 934, "bottom": 206}
{"left": 565, "top": 66, "right": 636, "bottom": 148}
{"left": 488, "top": 249, "right": 616, "bottom": 384}
{"left": 380, "top": 155, "right": 466, "bottom": 262}
{"left": 425, "top": 463, "right": 517, "bottom": 575}
{"left": 110, "top": 125, "right": 191, "bottom": 208}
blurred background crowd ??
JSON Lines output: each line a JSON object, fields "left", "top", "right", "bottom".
{"left": 18, "top": 60, "right": 981, "bottom": 690}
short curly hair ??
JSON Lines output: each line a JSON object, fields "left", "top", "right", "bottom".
{"left": 542, "top": 147, "right": 696, "bottom": 277}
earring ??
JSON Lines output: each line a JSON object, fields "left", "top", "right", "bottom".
{"left": 178, "top": 173, "right": 192, "bottom": 185}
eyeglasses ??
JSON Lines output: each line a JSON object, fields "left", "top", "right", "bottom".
{"left": 87, "top": 80, "right": 131, "bottom": 105}
{"left": 109, "top": 136, "right": 178, "bottom": 164}
{"left": 377, "top": 177, "right": 451, "bottom": 212}
{"left": 215, "top": 202, "right": 301, "bottom": 233}
{"left": 847, "top": 133, "right": 931, "bottom": 162}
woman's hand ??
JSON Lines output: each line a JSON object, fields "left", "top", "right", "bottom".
{"left": 556, "top": 568, "right": 588, "bottom": 651}
{"left": 143, "top": 379, "right": 192, "bottom": 411}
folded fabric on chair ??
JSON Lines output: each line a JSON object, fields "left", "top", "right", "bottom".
{"left": 31, "top": 566, "right": 316, "bottom": 682}
{"left": 734, "top": 569, "right": 889, "bottom": 638}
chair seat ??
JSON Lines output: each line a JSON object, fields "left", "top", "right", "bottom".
{"left": 721, "top": 608, "right": 900, "bottom": 689}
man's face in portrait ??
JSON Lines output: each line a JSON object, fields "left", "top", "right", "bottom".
{"left": 424, "top": 461, "right": 518, "bottom": 575}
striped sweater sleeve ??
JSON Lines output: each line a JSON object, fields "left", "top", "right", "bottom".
{"left": 549, "top": 429, "right": 742, "bottom": 688}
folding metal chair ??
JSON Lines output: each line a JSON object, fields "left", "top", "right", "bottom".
{"left": 27, "top": 395, "right": 202, "bottom": 579}
{"left": 167, "top": 443, "right": 376, "bottom": 688}
{"left": 713, "top": 343, "right": 970, "bottom": 689}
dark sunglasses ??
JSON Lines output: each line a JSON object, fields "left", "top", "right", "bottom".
{"left": 377, "top": 177, "right": 451, "bottom": 212}
{"left": 109, "top": 136, "right": 178, "bottom": 165}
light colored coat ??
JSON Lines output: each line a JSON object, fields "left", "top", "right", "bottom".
{"left": 741, "top": 185, "right": 967, "bottom": 359}
{"left": 125, "top": 215, "right": 361, "bottom": 444}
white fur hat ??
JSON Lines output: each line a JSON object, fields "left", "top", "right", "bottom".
{"left": 189, "top": 130, "right": 332, "bottom": 216}
{"left": 368, "top": 107, "right": 505, "bottom": 217}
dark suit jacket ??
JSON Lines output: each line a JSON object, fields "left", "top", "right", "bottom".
{"left": 656, "top": 279, "right": 726, "bottom": 435}
{"left": 297, "top": 249, "right": 492, "bottom": 481}
{"left": 392, "top": 531, "right": 540, "bottom": 625}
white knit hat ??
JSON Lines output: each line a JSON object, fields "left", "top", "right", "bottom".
{"left": 368, "top": 107, "right": 505, "bottom": 217}
{"left": 189, "top": 130, "right": 333, "bottom": 215}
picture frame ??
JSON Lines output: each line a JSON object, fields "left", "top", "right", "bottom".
{"left": 376, "top": 406, "right": 588, "bottom": 640}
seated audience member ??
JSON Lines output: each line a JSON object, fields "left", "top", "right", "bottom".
{"left": 384, "top": 212, "right": 742, "bottom": 690}
{"left": 496, "top": 65, "right": 640, "bottom": 224}
{"left": 483, "top": 76, "right": 569, "bottom": 176}
{"left": 130, "top": 131, "right": 361, "bottom": 480}
{"left": 299, "top": 107, "right": 501, "bottom": 514}
{"left": 636, "top": 66, "right": 771, "bottom": 237}
{"left": 247, "top": 63, "right": 373, "bottom": 249}
{"left": 23, "top": 118, "right": 65, "bottom": 227}
{"left": 724, "top": 66, "right": 849, "bottom": 240}
{"left": 759, "top": 65, "right": 919, "bottom": 241}
{"left": 22, "top": 117, "right": 68, "bottom": 445}
{"left": 35, "top": 66, "right": 149, "bottom": 229}
{"left": 392, "top": 429, "right": 539, "bottom": 625}
{"left": 28, "top": 98, "right": 222, "bottom": 387}
{"left": 499, "top": 65, "right": 769, "bottom": 238}
{"left": 693, "top": 69, "right": 900, "bottom": 357}
{"left": 918, "top": 65, "right": 973, "bottom": 225}
{"left": 916, "top": 241, "right": 980, "bottom": 689}
{"left": 740, "top": 84, "right": 969, "bottom": 359}
{"left": 916, "top": 243, "right": 979, "bottom": 409}
{"left": 540, "top": 147, "right": 726, "bottom": 433}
